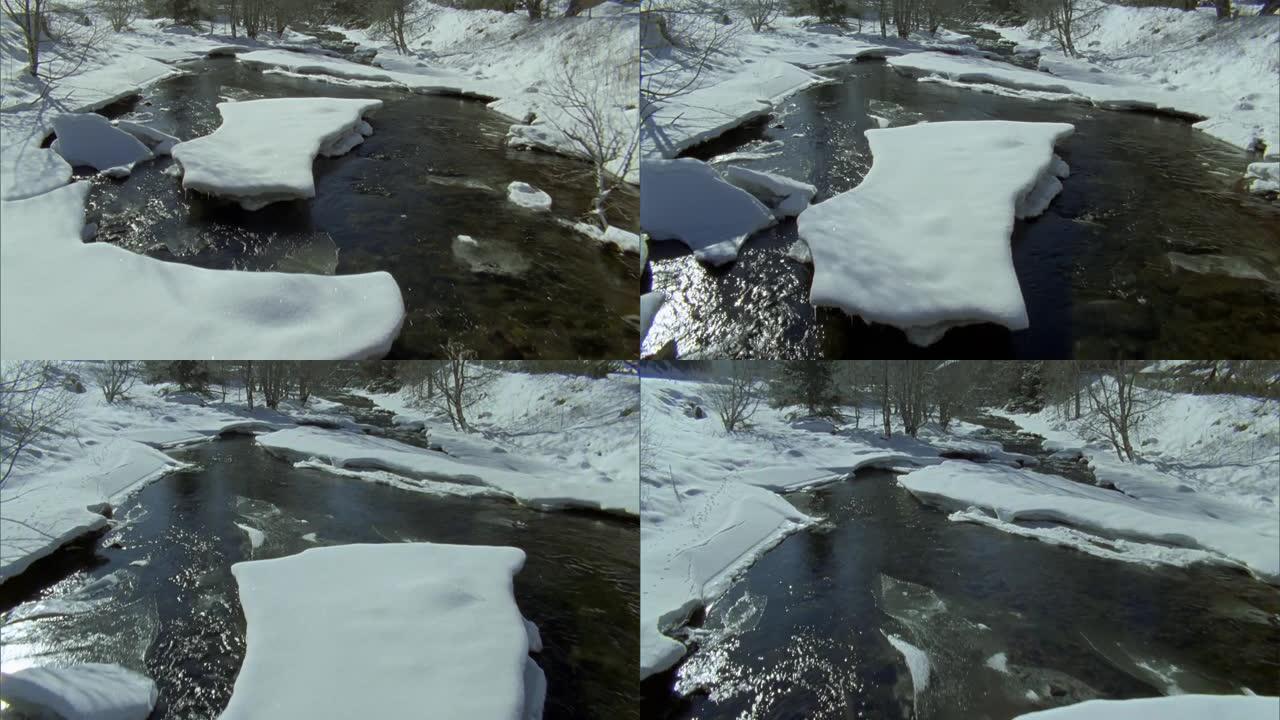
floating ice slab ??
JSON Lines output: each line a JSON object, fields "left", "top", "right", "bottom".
{"left": 51, "top": 113, "right": 153, "bottom": 178}
{"left": 797, "top": 120, "right": 1073, "bottom": 345}
{"left": 883, "top": 632, "right": 931, "bottom": 703}
{"left": 0, "top": 663, "right": 158, "bottom": 720}
{"left": 721, "top": 165, "right": 817, "bottom": 218}
{"left": 1012, "top": 695, "right": 1279, "bottom": 720}
{"left": 898, "top": 460, "right": 1279, "bottom": 583}
{"left": 1245, "top": 162, "right": 1278, "bottom": 195}
{"left": 640, "top": 158, "right": 775, "bottom": 266}
{"left": 507, "top": 181, "right": 552, "bottom": 211}
{"left": 0, "top": 182, "right": 405, "bottom": 359}
{"left": 172, "top": 97, "right": 382, "bottom": 210}
{"left": 220, "top": 543, "right": 542, "bottom": 720}
{"left": 640, "top": 291, "right": 667, "bottom": 342}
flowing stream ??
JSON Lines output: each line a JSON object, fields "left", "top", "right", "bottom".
{"left": 0, "top": 434, "right": 639, "bottom": 720}
{"left": 642, "top": 425, "right": 1280, "bottom": 719}
{"left": 83, "top": 56, "right": 639, "bottom": 359}
{"left": 643, "top": 61, "right": 1280, "bottom": 359}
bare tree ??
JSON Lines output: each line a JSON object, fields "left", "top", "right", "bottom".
{"left": 98, "top": 0, "right": 140, "bottom": 31}
{"left": 370, "top": 0, "right": 414, "bottom": 53}
{"left": 706, "top": 361, "right": 763, "bottom": 432}
{"left": 421, "top": 343, "right": 500, "bottom": 432}
{"left": 544, "top": 50, "right": 639, "bottom": 229}
{"left": 90, "top": 361, "right": 138, "bottom": 404}
{"left": 737, "top": 0, "right": 782, "bottom": 31}
{"left": 1083, "top": 361, "right": 1163, "bottom": 462}
{"left": 1, "top": 362, "right": 79, "bottom": 487}
{"left": 2, "top": 0, "right": 105, "bottom": 88}
{"left": 892, "top": 360, "right": 929, "bottom": 438}
{"left": 1023, "top": 0, "right": 1101, "bottom": 57}
{"left": 640, "top": 0, "right": 740, "bottom": 107}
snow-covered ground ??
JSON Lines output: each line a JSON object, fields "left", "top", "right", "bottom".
{"left": 1, "top": 365, "right": 638, "bottom": 589}
{"left": 975, "top": 5, "right": 1279, "bottom": 185}
{"left": 895, "top": 384, "right": 1280, "bottom": 583}
{"left": 220, "top": 543, "right": 544, "bottom": 719}
{"left": 0, "top": 662, "right": 158, "bottom": 720}
{"left": 639, "top": 371, "right": 1043, "bottom": 678}
{"left": 798, "top": 120, "right": 1073, "bottom": 345}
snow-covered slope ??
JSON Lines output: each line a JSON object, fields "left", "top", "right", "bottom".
{"left": 1012, "top": 694, "right": 1279, "bottom": 720}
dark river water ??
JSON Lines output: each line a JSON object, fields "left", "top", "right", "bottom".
{"left": 642, "top": 468, "right": 1280, "bottom": 720}
{"left": 85, "top": 57, "right": 639, "bottom": 359}
{"left": 643, "top": 61, "right": 1280, "bottom": 359}
{"left": 0, "top": 436, "right": 639, "bottom": 720}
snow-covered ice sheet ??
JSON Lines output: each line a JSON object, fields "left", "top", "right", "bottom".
{"left": 640, "top": 158, "right": 775, "bottom": 266}
{"left": 898, "top": 460, "right": 1279, "bottom": 583}
{"left": 640, "top": 291, "right": 667, "bottom": 342}
{"left": 720, "top": 165, "right": 817, "bottom": 218}
{"left": 50, "top": 113, "right": 153, "bottom": 178}
{"left": 0, "top": 182, "right": 406, "bottom": 359}
{"left": 642, "top": 59, "right": 825, "bottom": 158}
{"left": 797, "top": 120, "right": 1073, "bottom": 345}
{"left": 1012, "top": 694, "right": 1279, "bottom": 720}
{"left": 171, "top": 97, "right": 382, "bottom": 210}
{"left": 220, "top": 543, "right": 542, "bottom": 720}
{"left": 0, "top": 663, "right": 158, "bottom": 720}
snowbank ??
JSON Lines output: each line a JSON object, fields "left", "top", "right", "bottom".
{"left": 0, "top": 182, "right": 406, "bottom": 359}
{"left": 640, "top": 290, "right": 667, "bottom": 342}
{"left": 507, "top": 181, "right": 552, "bottom": 211}
{"left": 0, "top": 663, "right": 158, "bottom": 720}
{"left": 898, "top": 460, "right": 1279, "bottom": 583}
{"left": 641, "top": 59, "right": 825, "bottom": 158}
{"left": 171, "top": 97, "right": 382, "bottom": 210}
{"left": 1012, "top": 694, "right": 1280, "bottom": 720}
{"left": 1245, "top": 162, "right": 1278, "bottom": 195}
{"left": 640, "top": 158, "right": 775, "bottom": 266}
{"left": 221, "top": 543, "right": 543, "bottom": 719}
{"left": 51, "top": 113, "right": 154, "bottom": 178}
{"left": 797, "top": 120, "right": 1073, "bottom": 345}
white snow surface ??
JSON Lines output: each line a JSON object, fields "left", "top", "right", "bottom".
{"left": 171, "top": 98, "right": 381, "bottom": 210}
{"left": 507, "top": 181, "right": 553, "bottom": 211}
{"left": 284, "top": 370, "right": 639, "bottom": 516}
{"left": 0, "top": 182, "right": 405, "bottom": 359}
{"left": 50, "top": 113, "right": 154, "bottom": 177}
{"left": 898, "top": 460, "right": 1279, "bottom": 583}
{"left": 0, "top": 663, "right": 158, "bottom": 720}
{"left": 720, "top": 165, "right": 817, "bottom": 219}
{"left": 219, "top": 543, "right": 543, "bottom": 720}
{"left": 640, "top": 291, "right": 667, "bottom": 343}
{"left": 640, "top": 158, "right": 775, "bottom": 266}
{"left": 798, "top": 120, "right": 1073, "bottom": 345}
{"left": 1245, "top": 162, "right": 1279, "bottom": 195}
{"left": 1012, "top": 694, "right": 1279, "bottom": 720}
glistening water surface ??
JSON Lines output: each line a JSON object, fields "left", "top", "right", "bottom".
{"left": 85, "top": 57, "right": 639, "bottom": 358}
{"left": 643, "top": 470, "right": 1280, "bottom": 720}
{"left": 643, "top": 61, "right": 1280, "bottom": 359}
{"left": 0, "top": 436, "right": 639, "bottom": 720}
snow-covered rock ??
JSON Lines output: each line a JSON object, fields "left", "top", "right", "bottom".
{"left": 506, "top": 181, "right": 552, "bottom": 211}
{"left": 220, "top": 543, "right": 543, "bottom": 719}
{"left": 51, "top": 113, "right": 154, "bottom": 178}
{"left": 1012, "top": 694, "right": 1279, "bottom": 720}
{"left": 797, "top": 120, "right": 1073, "bottom": 345}
{"left": 720, "top": 165, "right": 817, "bottom": 218}
{"left": 1245, "top": 162, "right": 1278, "bottom": 195}
{"left": 640, "top": 158, "right": 775, "bottom": 266}
{"left": 898, "top": 460, "right": 1279, "bottom": 583}
{"left": 0, "top": 182, "right": 406, "bottom": 359}
{"left": 0, "top": 663, "right": 158, "bottom": 720}
{"left": 171, "top": 97, "right": 382, "bottom": 210}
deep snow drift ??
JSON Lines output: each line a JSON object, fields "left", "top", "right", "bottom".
{"left": 798, "top": 120, "right": 1073, "bottom": 345}
{"left": 220, "top": 543, "right": 543, "bottom": 719}
{"left": 171, "top": 97, "right": 382, "bottom": 209}
{"left": 0, "top": 663, "right": 158, "bottom": 720}
{"left": 0, "top": 182, "right": 406, "bottom": 359}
